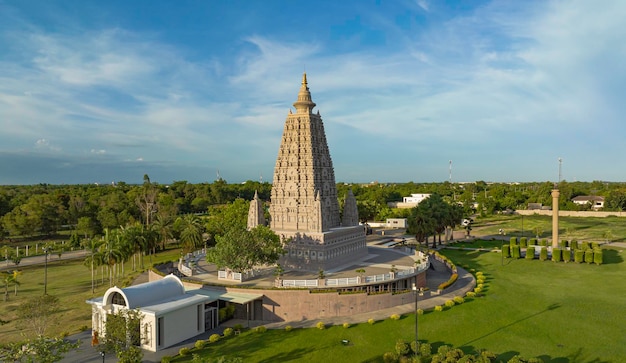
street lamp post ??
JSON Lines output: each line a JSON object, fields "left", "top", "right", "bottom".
{"left": 43, "top": 247, "right": 50, "bottom": 295}
{"left": 412, "top": 283, "right": 423, "bottom": 358}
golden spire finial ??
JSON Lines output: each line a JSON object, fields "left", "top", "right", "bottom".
{"left": 302, "top": 72, "right": 308, "bottom": 88}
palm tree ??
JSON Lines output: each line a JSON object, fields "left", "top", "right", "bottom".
{"left": 83, "top": 238, "right": 103, "bottom": 294}
{"left": 2, "top": 271, "right": 18, "bottom": 301}
{"left": 177, "top": 214, "right": 204, "bottom": 254}
{"left": 100, "top": 229, "right": 123, "bottom": 287}
{"left": 152, "top": 215, "right": 174, "bottom": 251}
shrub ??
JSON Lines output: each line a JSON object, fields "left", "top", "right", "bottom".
{"left": 343, "top": 322, "right": 350, "bottom": 329}
{"left": 209, "top": 333, "right": 221, "bottom": 343}
{"left": 383, "top": 352, "right": 398, "bottom": 363}
{"left": 316, "top": 321, "right": 325, "bottom": 329}
{"left": 438, "top": 273, "right": 458, "bottom": 290}
{"left": 552, "top": 248, "right": 562, "bottom": 262}
{"left": 584, "top": 249, "right": 594, "bottom": 264}
{"left": 420, "top": 342, "right": 432, "bottom": 357}
{"left": 581, "top": 241, "right": 590, "bottom": 251}
{"left": 511, "top": 245, "right": 521, "bottom": 259}
{"left": 591, "top": 242, "right": 599, "bottom": 249}
{"left": 233, "top": 323, "right": 244, "bottom": 331}
{"left": 540, "top": 239, "right": 548, "bottom": 247}
{"left": 465, "top": 291, "right": 476, "bottom": 298}
{"left": 474, "top": 287, "right": 482, "bottom": 294}
{"left": 161, "top": 356, "right": 172, "bottom": 363}
{"left": 194, "top": 340, "right": 206, "bottom": 350}
{"left": 395, "top": 339, "right": 410, "bottom": 355}
{"left": 285, "top": 325, "right": 293, "bottom": 332}
{"left": 525, "top": 246, "right": 535, "bottom": 260}
{"left": 529, "top": 238, "right": 537, "bottom": 245}
{"left": 368, "top": 318, "right": 375, "bottom": 325}
{"left": 570, "top": 240, "right": 578, "bottom": 250}
{"left": 416, "top": 308, "right": 424, "bottom": 315}
{"left": 520, "top": 237, "right": 527, "bottom": 247}
{"left": 223, "top": 327, "right": 234, "bottom": 337}
{"left": 390, "top": 314, "right": 401, "bottom": 320}
{"left": 594, "top": 249, "right": 603, "bottom": 265}
{"left": 502, "top": 244, "right": 511, "bottom": 258}
{"left": 510, "top": 237, "right": 518, "bottom": 246}
{"left": 434, "top": 305, "right": 443, "bottom": 312}
{"left": 563, "top": 248, "right": 571, "bottom": 262}
{"left": 453, "top": 296, "right": 465, "bottom": 304}
{"left": 179, "top": 347, "right": 191, "bottom": 357}
{"left": 255, "top": 326, "right": 267, "bottom": 333}
{"left": 574, "top": 250, "right": 584, "bottom": 263}
{"left": 445, "top": 300, "right": 455, "bottom": 308}
{"left": 539, "top": 247, "right": 548, "bottom": 261}
{"left": 560, "top": 240, "right": 568, "bottom": 248}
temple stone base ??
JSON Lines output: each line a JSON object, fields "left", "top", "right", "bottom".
{"left": 277, "top": 225, "right": 367, "bottom": 271}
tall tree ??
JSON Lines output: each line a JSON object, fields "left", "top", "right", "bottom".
{"left": 176, "top": 214, "right": 204, "bottom": 253}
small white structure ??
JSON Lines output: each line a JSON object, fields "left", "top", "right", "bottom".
{"left": 572, "top": 196, "right": 605, "bottom": 210}
{"left": 385, "top": 218, "right": 408, "bottom": 228}
{"left": 402, "top": 193, "right": 431, "bottom": 204}
{"left": 86, "top": 275, "right": 263, "bottom": 352}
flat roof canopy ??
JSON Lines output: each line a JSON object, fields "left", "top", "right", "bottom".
{"left": 189, "top": 288, "right": 263, "bottom": 305}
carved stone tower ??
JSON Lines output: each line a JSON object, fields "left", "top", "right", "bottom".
{"left": 269, "top": 73, "right": 367, "bottom": 271}
{"left": 247, "top": 190, "right": 265, "bottom": 230}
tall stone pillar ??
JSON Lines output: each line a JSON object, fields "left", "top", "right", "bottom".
{"left": 551, "top": 189, "right": 560, "bottom": 248}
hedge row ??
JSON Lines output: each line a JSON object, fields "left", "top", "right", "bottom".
{"left": 438, "top": 273, "right": 458, "bottom": 290}
{"left": 504, "top": 245, "right": 603, "bottom": 265}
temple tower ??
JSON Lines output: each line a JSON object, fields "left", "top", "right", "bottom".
{"left": 247, "top": 190, "right": 266, "bottom": 230}
{"left": 269, "top": 73, "right": 367, "bottom": 271}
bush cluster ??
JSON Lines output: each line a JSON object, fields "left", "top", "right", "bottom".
{"left": 539, "top": 247, "right": 548, "bottom": 261}
{"left": 383, "top": 340, "right": 540, "bottom": 363}
{"left": 390, "top": 314, "right": 401, "bottom": 320}
{"left": 316, "top": 321, "right": 325, "bottom": 329}
{"left": 525, "top": 246, "right": 535, "bottom": 260}
{"left": 511, "top": 245, "right": 521, "bottom": 259}
{"left": 209, "top": 333, "right": 221, "bottom": 343}
{"left": 223, "top": 327, "right": 234, "bottom": 337}
{"left": 438, "top": 273, "right": 458, "bottom": 290}
{"left": 255, "top": 326, "right": 267, "bottom": 333}
{"left": 285, "top": 325, "right": 293, "bottom": 332}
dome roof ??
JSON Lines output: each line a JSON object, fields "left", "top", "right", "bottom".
{"left": 103, "top": 274, "right": 185, "bottom": 309}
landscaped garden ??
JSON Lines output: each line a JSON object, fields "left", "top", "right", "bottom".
{"left": 169, "top": 243, "right": 625, "bottom": 362}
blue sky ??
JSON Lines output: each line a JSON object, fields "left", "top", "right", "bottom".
{"left": 1, "top": 0, "right": 625, "bottom": 185}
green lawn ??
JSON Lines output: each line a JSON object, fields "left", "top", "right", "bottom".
{"left": 174, "top": 245, "right": 625, "bottom": 362}
{"left": 471, "top": 214, "right": 626, "bottom": 243}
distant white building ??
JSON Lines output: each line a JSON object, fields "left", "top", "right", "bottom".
{"left": 572, "top": 196, "right": 605, "bottom": 210}
{"left": 388, "top": 193, "right": 432, "bottom": 209}
{"left": 403, "top": 193, "right": 431, "bottom": 204}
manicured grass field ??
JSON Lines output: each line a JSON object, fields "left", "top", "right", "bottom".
{"left": 472, "top": 214, "right": 626, "bottom": 243}
{"left": 173, "top": 245, "right": 625, "bottom": 362}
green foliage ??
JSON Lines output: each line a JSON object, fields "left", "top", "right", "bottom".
{"left": 407, "top": 193, "right": 463, "bottom": 246}
{"left": 502, "top": 244, "right": 511, "bottom": 258}
{"left": 570, "top": 240, "right": 578, "bottom": 250}
{"left": 465, "top": 291, "right": 476, "bottom": 298}
{"left": 574, "top": 249, "right": 584, "bottom": 263}
{"left": 540, "top": 239, "right": 548, "bottom": 247}
{"left": 316, "top": 321, "right": 326, "bottom": 329}
{"left": 160, "top": 356, "right": 172, "bottom": 363}
{"left": 529, "top": 238, "right": 537, "bottom": 245}
{"left": 594, "top": 249, "right": 603, "bottom": 265}
{"left": 559, "top": 240, "right": 568, "bottom": 248}
{"left": 223, "top": 327, "right": 234, "bottom": 337}
{"left": 390, "top": 314, "right": 401, "bottom": 320}
{"left": 563, "top": 248, "right": 571, "bottom": 262}
{"left": 195, "top": 340, "right": 206, "bottom": 349}
{"left": 218, "top": 304, "right": 236, "bottom": 322}
{"left": 438, "top": 273, "right": 458, "bottom": 290}
{"left": 520, "top": 237, "right": 527, "bottom": 247}
{"left": 453, "top": 296, "right": 465, "bottom": 304}
{"left": 368, "top": 318, "right": 375, "bottom": 325}
{"left": 395, "top": 339, "right": 410, "bottom": 356}
{"left": 552, "top": 248, "right": 562, "bottom": 262}
{"left": 444, "top": 299, "right": 455, "bottom": 308}
{"left": 416, "top": 308, "right": 424, "bottom": 315}
{"left": 102, "top": 308, "right": 143, "bottom": 362}
{"left": 581, "top": 241, "right": 590, "bottom": 251}
{"left": 584, "top": 249, "right": 594, "bottom": 264}
{"left": 525, "top": 246, "right": 535, "bottom": 260}
{"left": 179, "top": 347, "right": 191, "bottom": 357}
{"left": 207, "top": 225, "right": 284, "bottom": 272}
{"left": 255, "top": 326, "right": 267, "bottom": 333}
{"left": 539, "top": 247, "right": 548, "bottom": 261}
{"left": 382, "top": 351, "right": 398, "bottom": 363}
{"left": 509, "top": 237, "right": 517, "bottom": 246}
{"left": 209, "top": 333, "right": 221, "bottom": 343}
{"left": 233, "top": 324, "right": 244, "bottom": 331}
{"left": 434, "top": 305, "right": 443, "bottom": 312}
{"left": 511, "top": 245, "right": 521, "bottom": 259}
{"left": 0, "top": 335, "right": 81, "bottom": 363}
{"left": 286, "top": 325, "right": 294, "bottom": 331}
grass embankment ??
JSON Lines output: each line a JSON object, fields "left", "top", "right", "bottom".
{"left": 173, "top": 245, "right": 625, "bottom": 362}
{"left": 0, "top": 248, "right": 181, "bottom": 344}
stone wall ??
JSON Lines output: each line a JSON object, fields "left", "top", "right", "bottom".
{"left": 517, "top": 210, "right": 626, "bottom": 218}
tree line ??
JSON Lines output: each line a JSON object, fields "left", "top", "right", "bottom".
{"left": 2, "top": 178, "right": 626, "bottom": 242}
